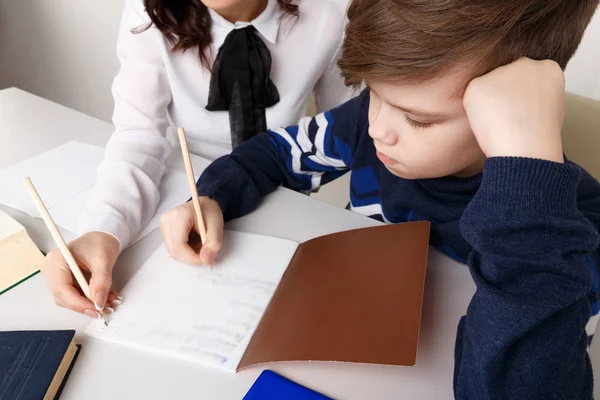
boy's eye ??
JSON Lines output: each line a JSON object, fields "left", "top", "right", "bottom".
{"left": 405, "top": 116, "right": 433, "bottom": 129}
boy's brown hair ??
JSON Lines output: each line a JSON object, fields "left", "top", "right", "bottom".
{"left": 338, "top": 0, "right": 599, "bottom": 88}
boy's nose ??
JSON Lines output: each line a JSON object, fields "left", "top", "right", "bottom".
{"left": 369, "top": 125, "right": 398, "bottom": 146}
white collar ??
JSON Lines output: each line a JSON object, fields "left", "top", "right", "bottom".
{"left": 209, "top": 0, "right": 281, "bottom": 48}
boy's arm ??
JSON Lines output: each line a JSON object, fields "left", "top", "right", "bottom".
{"left": 457, "top": 58, "right": 599, "bottom": 399}
{"left": 455, "top": 157, "right": 599, "bottom": 399}
{"left": 196, "top": 90, "right": 369, "bottom": 221}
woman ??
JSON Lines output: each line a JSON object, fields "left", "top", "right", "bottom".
{"left": 41, "top": 0, "right": 350, "bottom": 319}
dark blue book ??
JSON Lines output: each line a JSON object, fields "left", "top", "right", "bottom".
{"left": 244, "top": 370, "right": 333, "bottom": 400}
{"left": 0, "top": 330, "right": 81, "bottom": 400}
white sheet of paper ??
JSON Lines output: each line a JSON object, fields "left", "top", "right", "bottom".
{"left": 0, "top": 142, "right": 193, "bottom": 245}
{"left": 0, "top": 209, "right": 24, "bottom": 240}
{"left": 85, "top": 230, "right": 299, "bottom": 372}
{"left": 0, "top": 142, "right": 104, "bottom": 216}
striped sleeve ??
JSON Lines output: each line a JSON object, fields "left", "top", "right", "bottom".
{"left": 196, "top": 90, "right": 369, "bottom": 221}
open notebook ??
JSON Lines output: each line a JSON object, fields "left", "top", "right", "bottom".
{"left": 86, "top": 223, "right": 430, "bottom": 372}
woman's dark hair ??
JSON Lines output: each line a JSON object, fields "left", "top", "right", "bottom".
{"left": 141, "top": 0, "right": 299, "bottom": 69}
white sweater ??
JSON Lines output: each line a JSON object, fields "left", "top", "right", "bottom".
{"left": 78, "top": 0, "right": 352, "bottom": 249}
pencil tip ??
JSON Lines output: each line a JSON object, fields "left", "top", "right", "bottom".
{"left": 104, "top": 320, "right": 108, "bottom": 327}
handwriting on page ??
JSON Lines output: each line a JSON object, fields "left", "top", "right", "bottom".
{"left": 85, "top": 231, "right": 298, "bottom": 372}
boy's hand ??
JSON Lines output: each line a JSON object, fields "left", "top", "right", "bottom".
{"left": 463, "top": 57, "right": 565, "bottom": 163}
{"left": 160, "top": 197, "right": 224, "bottom": 265}
{"left": 42, "top": 232, "right": 121, "bottom": 318}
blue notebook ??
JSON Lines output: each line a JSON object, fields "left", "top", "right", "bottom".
{"left": 244, "top": 370, "right": 333, "bottom": 400}
{"left": 0, "top": 330, "right": 81, "bottom": 400}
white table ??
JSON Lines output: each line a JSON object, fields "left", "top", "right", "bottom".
{"left": 1, "top": 87, "right": 598, "bottom": 399}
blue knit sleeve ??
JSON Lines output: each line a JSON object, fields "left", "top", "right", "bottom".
{"left": 454, "top": 157, "right": 600, "bottom": 400}
{"left": 196, "top": 90, "right": 370, "bottom": 221}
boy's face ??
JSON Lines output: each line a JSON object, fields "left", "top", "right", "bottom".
{"left": 367, "top": 74, "right": 486, "bottom": 180}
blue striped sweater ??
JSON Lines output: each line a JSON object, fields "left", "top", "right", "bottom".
{"left": 197, "top": 89, "right": 600, "bottom": 399}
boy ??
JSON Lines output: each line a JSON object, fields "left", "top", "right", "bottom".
{"left": 161, "top": 0, "right": 600, "bottom": 398}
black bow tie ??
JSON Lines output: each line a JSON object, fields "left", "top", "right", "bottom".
{"left": 206, "top": 26, "right": 280, "bottom": 148}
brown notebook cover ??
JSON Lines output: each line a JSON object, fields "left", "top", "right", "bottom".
{"left": 238, "top": 221, "right": 430, "bottom": 371}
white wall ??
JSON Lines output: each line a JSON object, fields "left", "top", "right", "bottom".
{"left": 0, "top": 0, "right": 598, "bottom": 125}
{"left": 0, "top": 0, "right": 124, "bottom": 122}
{"left": 331, "top": 0, "right": 349, "bottom": 13}
{"left": 565, "top": 10, "right": 600, "bottom": 100}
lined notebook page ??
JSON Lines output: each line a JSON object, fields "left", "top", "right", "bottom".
{"left": 85, "top": 230, "right": 298, "bottom": 372}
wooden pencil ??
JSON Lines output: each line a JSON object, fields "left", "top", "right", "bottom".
{"left": 24, "top": 177, "right": 108, "bottom": 325}
{"left": 177, "top": 127, "right": 208, "bottom": 245}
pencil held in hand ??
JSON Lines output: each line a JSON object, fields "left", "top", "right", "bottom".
{"left": 177, "top": 127, "right": 208, "bottom": 245}
{"left": 23, "top": 177, "right": 108, "bottom": 326}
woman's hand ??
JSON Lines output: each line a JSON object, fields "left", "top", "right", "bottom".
{"left": 42, "top": 232, "right": 121, "bottom": 318}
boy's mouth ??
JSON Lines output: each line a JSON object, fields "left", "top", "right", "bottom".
{"left": 376, "top": 151, "right": 398, "bottom": 166}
